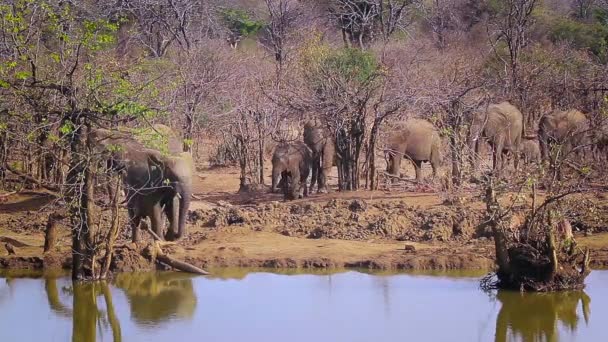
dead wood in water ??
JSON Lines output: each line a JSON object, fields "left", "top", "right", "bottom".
{"left": 483, "top": 178, "right": 591, "bottom": 292}
{"left": 145, "top": 227, "right": 209, "bottom": 275}
{"left": 154, "top": 244, "right": 210, "bottom": 276}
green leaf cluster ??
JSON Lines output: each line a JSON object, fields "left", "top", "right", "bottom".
{"left": 220, "top": 8, "right": 264, "bottom": 37}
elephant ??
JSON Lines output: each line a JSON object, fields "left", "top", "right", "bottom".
{"left": 114, "top": 272, "right": 196, "bottom": 325}
{"left": 470, "top": 101, "right": 523, "bottom": 172}
{"left": 271, "top": 141, "right": 312, "bottom": 200}
{"left": 90, "top": 126, "right": 193, "bottom": 242}
{"left": 593, "top": 124, "right": 608, "bottom": 161}
{"left": 539, "top": 109, "right": 590, "bottom": 163}
{"left": 303, "top": 120, "right": 335, "bottom": 193}
{"left": 385, "top": 118, "right": 441, "bottom": 181}
{"left": 520, "top": 138, "right": 541, "bottom": 164}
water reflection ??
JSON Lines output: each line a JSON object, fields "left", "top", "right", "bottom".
{"left": 43, "top": 278, "right": 122, "bottom": 342}
{"left": 114, "top": 272, "right": 196, "bottom": 325}
{"left": 495, "top": 290, "right": 591, "bottom": 342}
{"left": 0, "top": 270, "right": 603, "bottom": 342}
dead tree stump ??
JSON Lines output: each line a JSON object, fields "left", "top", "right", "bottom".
{"left": 44, "top": 213, "right": 63, "bottom": 253}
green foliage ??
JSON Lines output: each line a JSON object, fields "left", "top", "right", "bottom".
{"left": 220, "top": 8, "right": 264, "bottom": 37}
{"left": 299, "top": 36, "right": 381, "bottom": 91}
{"left": 322, "top": 48, "right": 379, "bottom": 84}
{"left": 550, "top": 18, "right": 608, "bottom": 61}
{"left": 59, "top": 121, "right": 74, "bottom": 135}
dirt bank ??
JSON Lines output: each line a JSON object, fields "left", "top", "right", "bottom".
{"left": 1, "top": 166, "right": 608, "bottom": 273}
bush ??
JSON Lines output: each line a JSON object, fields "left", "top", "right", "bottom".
{"left": 220, "top": 8, "right": 264, "bottom": 37}
{"left": 550, "top": 18, "right": 608, "bottom": 61}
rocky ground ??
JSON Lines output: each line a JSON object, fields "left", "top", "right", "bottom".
{"left": 1, "top": 164, "right": 607, "bottom": 273}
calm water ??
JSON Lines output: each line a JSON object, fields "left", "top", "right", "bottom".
{"left": 0, "top": 269, "right": 606, "bottom": 342}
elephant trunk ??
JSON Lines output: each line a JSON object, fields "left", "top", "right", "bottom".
{"left": 175, "top": 185, "right": 191, "bottom": 239}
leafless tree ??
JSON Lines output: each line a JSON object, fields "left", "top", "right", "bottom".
{"left": 572, "top": 0, "right": 596, "bottom": 19}
{"left": 263, "top": 0, "right": 302, "bottom": 67}
{"left": 329, "top": 0, "right": 418, "bottom": 48}
{"left": 488, "top": 0, "right": 538, "bottom": 106}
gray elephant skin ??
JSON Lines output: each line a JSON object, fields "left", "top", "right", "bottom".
{"left": 271, "top": 142, "right": 312, "bottom": 200}
{"left": 385, "top": 118, "right": 441, "bottom": 181}
{"left": 303, "top": 120, "right": 335, "bottom": 193}
{"left": 91, "top": 125, "right": 193, "bottom": 242}
{"left": 470, "top": 101, "right": 523, "bottom": 171}
{"left": 521, "top": 138, "right": 541, "bottom": 164}
{"left": 539, "top": 109, "right": 589, "bottom": 161}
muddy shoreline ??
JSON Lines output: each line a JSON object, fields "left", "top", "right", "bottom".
{"left": 1, "top": 189, "right": 607, "bottom": 273}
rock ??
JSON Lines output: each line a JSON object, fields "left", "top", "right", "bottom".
{"left": 404, "top": 244, "right": 416, "bottom": 252}
{"left": 217, "top": 200, "right": 232, "bottom": 208}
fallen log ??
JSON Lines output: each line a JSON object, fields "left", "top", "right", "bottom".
{"left": 0, "top": 191, "right": 16, "bottom": 199}
{"left": 4, "top": 165, "right": 60, "bottom": 192}
{"left": 0, "top": 236, "right": 33, "bottom": 247}
{"left": 144, "top": 228, "right": 209, "bottom": 275}
{"left": 153, "top": 243, "right": 209, "bottom": 275}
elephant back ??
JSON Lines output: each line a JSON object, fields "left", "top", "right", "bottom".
{"left": 541, "top": 109, "right": 588, "bottom": 142}
{"left": 484, "top": 101, "right": 523, "bottom": 150}
{"left": 386, "top": 118, "right": 439, "bottom": 161}
{"left": 134, "top": 124, "right": 184, "bottom": 155}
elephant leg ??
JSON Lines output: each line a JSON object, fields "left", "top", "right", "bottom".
{"left": 165, "top": 195, "right": 179, "bottom": 241}
{"left": 129, "top": 209, "right": 142, "bottom": 244}
{"left": 150, "top": 202, "right": 165, "bottom": 241}
{"left": 318, "top": 167, "right": 329, "bottom": 193}
{"left": 291, "top": 169, "right": 301, "bottom": 200}
{"left": 413, "top": 160, "right": 423, "bottom": 182}
{"left": 310, "top": 158, "right": 319, "bottom": 193}
{"left": 271, "top": 167, "right": 281, "bottom": 193}
{"left": 431, "top": 161, "right": 438, "bottom": 179}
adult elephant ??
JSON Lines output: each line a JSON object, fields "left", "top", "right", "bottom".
{"left": 539, "top": 109, "right": 589, "bottom": 162}
{"left": 271, "top": 142, "right": 312, "bottom": 200}
{"left": 303, "top": 120, "right": 335, "bottom": 193}
{"left": 470, "top": 101, "right": 523, "bottom": 172}
{"left": 91, "top": 126, "right": 193, "bottom": 242}
{"left": 385, "top": 118, "right": 442, "bottom": 182}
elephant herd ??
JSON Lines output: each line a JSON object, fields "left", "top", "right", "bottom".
{"left": 91, "top": 102, "right": 603, "bottom": 243}
{"left": 273, "top": 101, "right": 605, "bottom": 200}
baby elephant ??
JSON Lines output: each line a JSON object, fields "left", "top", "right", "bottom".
{"left": 521, "top": 138, "right": 541, "bottom": 164}
{"left": 271, "top": 142, "right": 312, "bottom": 200}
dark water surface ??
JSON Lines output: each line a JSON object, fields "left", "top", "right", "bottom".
{"left": 0, "top": 269, "right": 606, "bottom": 342}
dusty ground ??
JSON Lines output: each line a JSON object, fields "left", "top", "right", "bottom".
{"left": 1, "top": 163, "right": 607, "bottom": 272}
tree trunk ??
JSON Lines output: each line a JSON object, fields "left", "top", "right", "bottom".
{"left": 101, "top": 175, "right": 121, "bottom": 279}
{"left": 450, "top": 134, "right": 461, "bottom": 186}
{"left": 67, "top": 121, "right": 93, "bottom": 281}
{"left": 486, "top": 179, "right": 511, "bottom": 275}
{"left": 44, "top": 213, "right": 61, "bottom": 253}
{"left": 258, "top": 126, "right": 265, "bottom": 185}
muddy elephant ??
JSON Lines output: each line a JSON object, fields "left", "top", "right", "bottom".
{"left": 91, "top": 126, "right": 193, "bottom": 242}
{"left": 539, "top": 109, "right": 589, "bottom": 163}
{"left": 470, "top": 101, "right": 523, "bottom": 172}
{"left": 520, "top": 138, "right": 541, "bottom": 164}
{"left": 303, "top": 120, "right": 335, "bottom": 193}
{"left": 271, "top": 142, "right": 312, "bottom": 200}
{"left": 385, "top": 119, "right": 441, "bottom": 181}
